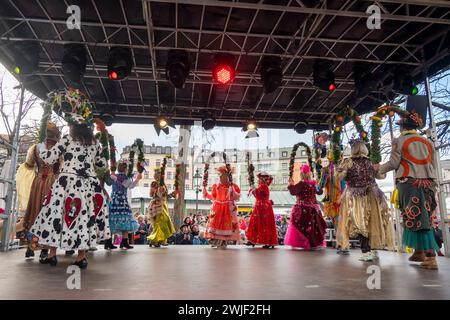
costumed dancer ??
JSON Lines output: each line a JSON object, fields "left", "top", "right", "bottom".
{"left": 318, "top": 151, "right": 343, "bottom": 225}
{"left": 203, "top": 165, "right": 241, "bottom": 249}
{"left": 377, "top": 111, "right": 439, "bottom": 269}
{"left": 20, "top": 123, "right": 61, "bottom": 260}
{"left": 285, "top": 165, "right": 327, "bottom": 250}
{"left": 146, "top": 168, "right": 176, "bottom": 247}
{"left": 245, "top": 172, "right": 278, "bottom": 248}
{"left": 336, "top": 139, "right": 394, "bottom": 262}
{"left": 106, "top": 161, "right": 141, "bottom": 250}
{"left": 30, "top": 114, "right": 111, "bottom": 269}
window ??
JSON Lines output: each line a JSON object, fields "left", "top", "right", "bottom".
{"left": 144, "top": 183, "right": 149, "bottom": 188}
{"left": 282, "top": 163, "right": 288, "bottom": 170}
{"left": 165, "top": 147, "right": 171, "bottom": 154}
{"left": 145, "top": 146, "right": 151, "bottom": 154}
{"left": 233, "top": 155, "right": 237, "bottom": 162}
{"left": 258, "top": 164, "right": 263, "bottom": 170}
{"left": 282, "top": 151, "right": 288, "bottom": 157}
{"left": 301, "top": 150, "right": 306, "bottom": 156}
{"left": 283, "top": 177, "right": 288, "bottom": 184}
{"left": 156, "top": 146, "right": 162, "bottom": 154}
{"left": 167, "top": 184, "right": 172, "bottom": 190}
{"left": 268, "top": 152, "right": 275, "bottom": 158}
{"left": 185, "top": 184, "right": 190, "bottom": 190}
{"left": 155, "top": 159, "right": 161, "bottom": 167}
{"left": 167, "top": 172, "right": 173, "bottom": 180}
{"left": 144, "top": 172, "right": 149, "bottom": 179}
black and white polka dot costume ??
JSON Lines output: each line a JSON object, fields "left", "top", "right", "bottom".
{"left": 30, "top": 134, "right": 111, "bottom": 250}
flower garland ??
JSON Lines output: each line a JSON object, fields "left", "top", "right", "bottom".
{"left": 332, "top": 107, "right": 369, "bottom": 164}
{"left": 289, "top": 142, "right": 313, "bottom": 179}
{"left": 202, "top": 151, "right": 232, "bottom": 190}
{"left": 246, "top": 152, "right": 255, "bottom": 188}
{"left": 159, "top": 156, "right": 170, "bottom": 186}
{"left": 108, "top": 134, "right": 117, "bottom": 173}
{"left": 127, "top": 138, "right": 146, "bottom": 177}
{"left": 222, "top": 152, "right": 233, "bottom": 183}
{"left": 94, "top": 118, "right": 110, "bottom": 161}
{"left": 370, "top": 105, "right": 409, "bottom": 164}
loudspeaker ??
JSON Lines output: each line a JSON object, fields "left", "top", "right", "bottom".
{"left": 406, "top": 95, "right": 428, "bottom": 128}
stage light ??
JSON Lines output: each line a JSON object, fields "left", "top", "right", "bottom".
{"left": 202, "top": 117, "right": 216, "bottom": 130}
{"left": 154, "top": 116, "right": 174, "bottom": 136}
{"left": 294, "top": 121, "right": 308, "bottom": 134}
{"left": 313, "top": 59, "right": 335, "bottom": 92}
{"left": 107, "top": 47, "right": 132, "bottom": 81}
{"left": 213, "top": 53, "right": 235, "bottom": 85}
{"left": 12, "top": 41, "right": 40, "bottom": 75}
{"left": 166, "top": 50, "right": 190, "bottom": 89}
{"left": 411, "top": 86, "right": 419, "bottom": 95}
{"left": 62, "top": 44, "right": 87, "bottom": 84}
{"left": 353, "top": 63, "right": 380, "bottom": 98}
{"left": 242, "top": 120, "right": 259, "bottom": 138}
{"left": 247, "top": 122, "right": 256, "bottom": 131}
{"left": 101, "top": 114, "right": 114, "bottom": 126}
{"left": 261, "top": 56, "right": 282, "bottom": 94}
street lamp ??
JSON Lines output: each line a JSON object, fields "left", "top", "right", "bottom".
{"left": 193, "top": 168, "right": 202, "bottom": 213}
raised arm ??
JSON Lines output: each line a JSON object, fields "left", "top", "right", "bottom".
{"left": 379, "top": 138, "right": 401, "bottom": 175}
{"left": 203, "top": 184, "right": 216, "bottom": 200}
{"left": 232, "top": 183, "right": 241, "bottom": 201}
{"left": 39, "top": 135, "right": 68, "bottom": 165}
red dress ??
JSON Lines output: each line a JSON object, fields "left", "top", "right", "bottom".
{"left": 204, "top": 183, "right": 241, "bottom": 241}
{"left": 246, "top": 184, "right": 278, "bottom": 246}
{"left": 285, "top": 180, "right": 327, "bottom": 249}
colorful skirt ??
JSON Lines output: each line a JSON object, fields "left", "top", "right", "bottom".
{"left": 205, "top": 200, "right": 240, "bottom": 241}
{"left": 147, "top": 200, "right": 175, "bottom": 244}
{"left": 109, "top": 192, "right": 139, "bottom": 234}
{"left": 285, "top": 202, "right": 326, "bottom": 249}
{"left": 246, "top": 200, "right": 278, "bottom": 245}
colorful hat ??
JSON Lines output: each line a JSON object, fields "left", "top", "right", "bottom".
{"left": 300, "top": 164, "right": 311, "bottom": 174}
{"left": 66, "top": 112, "right": 88, "bottom": 125}
{"left": 215, "top": 165, "right": 235, "bottom": 175}
{"left": 396, "top": 110, "right": 423, "bottom": 129}
{"left": 257, "top": 171, "right": 273, "bottom": 185}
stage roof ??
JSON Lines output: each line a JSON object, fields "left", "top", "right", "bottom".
{"left": 1, "top": 0, "right": 450, "bottom": 130}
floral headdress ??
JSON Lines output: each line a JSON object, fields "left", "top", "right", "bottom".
{"left": 257, "top": 171, "right": 273, "bottom": 186}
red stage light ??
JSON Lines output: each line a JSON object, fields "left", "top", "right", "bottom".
{"left": 214, "top": 65, "right": 234, "bottom": 85}
{"left": 108, "top": 71, "right": 118, "bottom": 80}
{"left": 328, "top": 83, "right": 336, "bottom": 91}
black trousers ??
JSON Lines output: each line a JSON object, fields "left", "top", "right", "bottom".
{"left": 358, "top": 234, "right": 371, "bottom": 253}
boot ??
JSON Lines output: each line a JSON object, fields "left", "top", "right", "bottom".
{"left": 420, "top": 256, "right": 438, "bottom": 270}
{"left": 39, "top": 249, "right": 48, "bottom": 262}
{"left": 104, "top": 239, "right": 117, "bottom": 250}
{"left": 25, "top": 247, "right": 35, "bottom": 258}
{"left": 409, "top": 250, "right": 425, "bottom": 262}
{"left": 120, "top": 238, "right": 134, "bottom": 249}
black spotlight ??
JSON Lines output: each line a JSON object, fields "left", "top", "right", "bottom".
{"left": 12, "top": 41, "right": 40, "bottom": 76}
{"left": 154, "top": 116, "right": 175, "bottom": 136}
{"left": 393, "top": 72, "right": 418, "bottom": 96}
{"left": 62, "top": 44, "right": 87, "bottom": 84}
{"left": 166, "top": 50, "right": 190, "bottom": 89}
{"left": 242, "top": 120, "right": 259, "bottom": 139}
{"left": 313, "top": 59, "right": 336, "bottom": 92}
{"left": 202, "top": 117, "right": 216, "bottom": 130}
{"left": 353, "top": 63, "right": 380, "bottom": 98}
{"left": 101, "top": 114, "right": 115, "bottom": 126}
{"left": 294, "top": 121, "right": 308, "bottom": 134}
{"left": 261, "top": 56, "right": 282, "bottom": 94}
{"left": 107, "top": 47, "right": 132, "bottom": 81}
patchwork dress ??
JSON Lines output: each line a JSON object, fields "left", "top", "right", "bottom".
{"left": 30, "top": 135, "right": 111, "bottom": 251}
{"left": 109, "top": 173, "right": 139, "bottom": 234}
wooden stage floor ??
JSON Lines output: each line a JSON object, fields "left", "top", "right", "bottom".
{"left": 0, "top": 245, "right": 449, "bottom": 300}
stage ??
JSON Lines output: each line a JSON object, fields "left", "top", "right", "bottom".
{"left": 0, "top": 246, "right": 449, "bottom": 300}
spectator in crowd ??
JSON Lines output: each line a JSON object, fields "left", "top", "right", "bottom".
{"left": 175, "top": 224, "right": 193, "bottom": 245}
{"left": 134, "top": 215, "right": 149, "bottom": 245}
{"left": 434, "top": 221, "right": 444, "bottom": 257}
{"left": 191, "top": 224, "right": 208, "bottom": 245}
{"left": 277, "top": 216, "right": 288, "bottom": 245}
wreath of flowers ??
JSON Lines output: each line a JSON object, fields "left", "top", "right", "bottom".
{"left": 246, "top": 152, "right": 255, "bottom": 188}
{"left": 203, "top": 151, "right": 232, "bottom": 190}
{"left": 127, "top": 138, "right": 145, "bottom": 178}
{"left": 108, "top": 134, "right": 117, "bottom": 173}
{"left": 94, "top": 118, "right": 110, "bottom": 161}
{"left": 332, "top": 107, "right": 369, "bottom": 164}
{"left": 159, "top": 155, "right": 171, "bottom": 187}
{"left": 370, "top": 105, "right": 410, "bottom": 164}
{"left": 289, "top": 142, "right": 313, "bottom": 179}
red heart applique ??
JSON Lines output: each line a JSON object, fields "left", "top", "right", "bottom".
{"left": 64, "top": 197, "right": 82, "bottom": 228}
{"left": 93, "top": 193, "right": 104, "bottom": 218}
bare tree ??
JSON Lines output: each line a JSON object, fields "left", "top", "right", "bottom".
{"left": 0, "top": 70, "right": 40, "bottom": 158}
